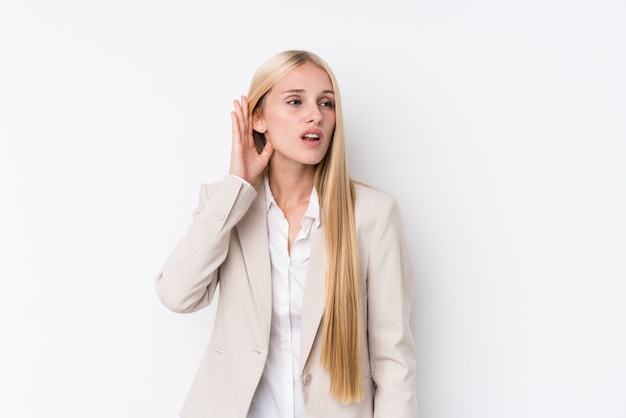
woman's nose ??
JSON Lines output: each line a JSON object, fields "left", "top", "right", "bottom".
{"left": 306, "top": 103, "right": 322, "bottom": 124}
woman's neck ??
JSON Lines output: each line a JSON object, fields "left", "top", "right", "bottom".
{"left": 267, "top": 162, "right": 316, "bottom": 210}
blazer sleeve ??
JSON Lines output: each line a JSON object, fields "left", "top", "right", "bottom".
{"left": 155, "top": 175, "right": 257, "bottom": 313}
{"left": 367, "top": 198, "right": 418, "bottom": 417}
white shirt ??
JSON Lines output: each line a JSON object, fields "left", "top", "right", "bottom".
{"left": 247, "top": 177, "right": 320, "bottom": 418}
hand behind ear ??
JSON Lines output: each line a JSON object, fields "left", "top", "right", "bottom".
{"left": 229, "top": 95, "right": 273, "bottom": 184}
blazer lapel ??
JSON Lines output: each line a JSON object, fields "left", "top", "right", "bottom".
{"left": 300, "top": 225, "right": 326, "bottom": 373}
{"left": 236, "top": 181, "right": 272, "bottom": 346}
{"left": 236, "top": 180, "right": 326, "bottom": 368}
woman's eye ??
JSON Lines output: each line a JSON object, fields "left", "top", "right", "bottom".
{"left": 287, "top": 99, "right": 301, "bottom": 105}
{"left": 320, "top": 101, "right": 334, "bottom": 109}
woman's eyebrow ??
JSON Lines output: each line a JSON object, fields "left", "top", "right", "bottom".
{"left": 281, "top": 89, "right": 335, "bottom": 95}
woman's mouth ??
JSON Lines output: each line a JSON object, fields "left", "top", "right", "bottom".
{"left": 301, "top": 129, "right": 323, "bottom": 144}
{"left": 302, "top": 133, "right": 320, "bottom": 141}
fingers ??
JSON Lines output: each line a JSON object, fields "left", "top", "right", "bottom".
{"left": 241, "top": 95, "right": 249, "bottom": 122}
{"left": 232, "top": 96, "right": 252, "bottom": 146}
{"left": 230, "top": 110, "right": 241, "bottom": 147}
{"left": 229, "top": 95, "right": 271, "bottom": 182}
{"left": 232, "top": 99, "right": 243, "bottom": 143}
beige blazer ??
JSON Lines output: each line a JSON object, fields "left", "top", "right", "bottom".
{"left": 156, "top": 175, "right": 417, "bottom": 417}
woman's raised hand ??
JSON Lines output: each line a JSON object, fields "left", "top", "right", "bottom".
{"left": 229, "top": 96, "right": 273, "bottom": 184}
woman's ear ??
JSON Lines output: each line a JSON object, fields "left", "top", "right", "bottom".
{"left": 252, "top": 114, "right": 266, "bottom": 133}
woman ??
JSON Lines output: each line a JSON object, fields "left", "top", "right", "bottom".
{"left": 156, "top": 50, "right": 417, "bottom": 417}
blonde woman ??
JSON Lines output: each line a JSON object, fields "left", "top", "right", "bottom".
{"left": 156, "top": 50, "right": 417, "bottom": 417}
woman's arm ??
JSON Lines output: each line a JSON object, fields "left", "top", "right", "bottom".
{"left": 156, "top": 95, "right": 268, "bottom": 314}
{"left": 155, "top": 175, "right": 256, "bottom": 313}
{"left": 367, "top": 198, "right": 418, "bottom": 417}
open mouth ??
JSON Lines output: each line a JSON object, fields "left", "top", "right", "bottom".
{"left": 302, "top": 133, "right": 320, "bottom": 141}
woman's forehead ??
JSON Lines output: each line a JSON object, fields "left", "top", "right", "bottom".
{"left": 273, "top": 62, "right": 333, "bottom": 94}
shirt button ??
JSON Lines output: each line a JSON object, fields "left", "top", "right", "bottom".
{"left": 217, "top": 212, "right": 225, "bottom": 220}
{"left": 302, "top": 373, "right": 312, "bottom": 386}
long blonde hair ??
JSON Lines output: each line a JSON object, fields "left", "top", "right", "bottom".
{"left": 247, "top": 50, "right": 362, "bottom": 403}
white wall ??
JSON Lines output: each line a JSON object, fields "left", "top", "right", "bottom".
{"left": 1, "top": 1, "right": 624, "bottom": 417}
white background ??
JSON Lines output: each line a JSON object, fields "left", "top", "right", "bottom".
{"left": 1, "top": 1, "right": 625, "bottom": 417}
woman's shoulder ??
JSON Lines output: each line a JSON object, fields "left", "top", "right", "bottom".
{"left": 352, "top": 182, "right": 407, "bottom": 246}
{"left": 353, "top": 181, "right": 399, "bottom": 218}
{"left": 354, "top": 181, "right": 396, "bottom": 205}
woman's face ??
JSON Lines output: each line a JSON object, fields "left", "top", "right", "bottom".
{"left": 254, "top": 62, "right": 336, "bottom": 169}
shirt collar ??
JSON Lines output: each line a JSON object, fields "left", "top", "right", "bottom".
{"left": 264, "top": 176, "right": 321, "bottom": 228}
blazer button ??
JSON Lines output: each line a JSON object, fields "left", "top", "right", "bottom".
{"left": 302, "top": 373, "right": 312, "bottom": 386}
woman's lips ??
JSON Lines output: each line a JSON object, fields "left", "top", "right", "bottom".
{"left": 300, "top": 128, "right": 323, "bottom": 145}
